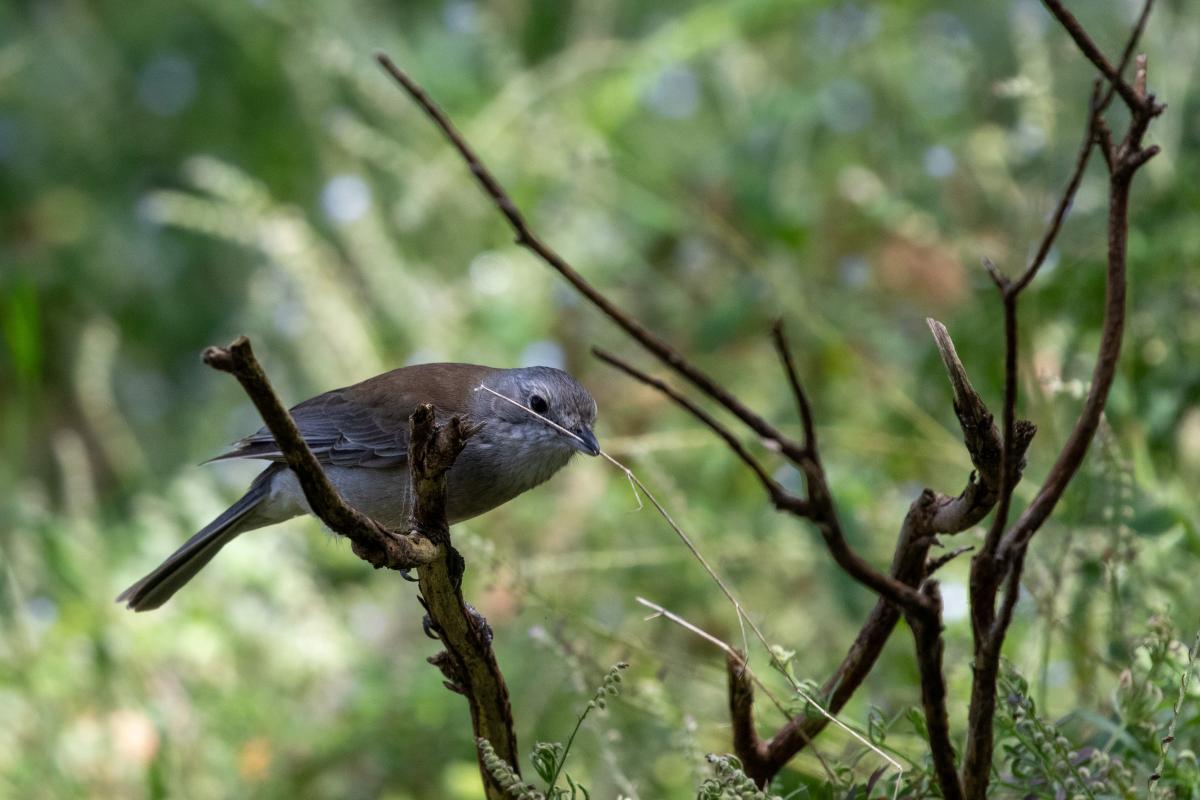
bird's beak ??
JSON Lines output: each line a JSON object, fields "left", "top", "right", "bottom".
{"left": 571, "top": 427, "right": 601, "bottom": 457}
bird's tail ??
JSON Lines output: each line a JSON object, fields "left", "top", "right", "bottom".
{"left": 117, "top": 467, "right": 282, "bottom": 612}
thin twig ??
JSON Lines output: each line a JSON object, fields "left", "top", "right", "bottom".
{"left": 749, "top": 323, "right": 1011, "bottom": 785}
{"left": 636, "top": 597, "right": 902, "bottom": 781}
{"left": 770, "top": 321, "right": 818, "bottom": 454}
{"left": 1040, "top": 0, "right": 1145, "bottom": 112}
{"left": 1009, "top": 83, "right": 1103, "bottom": 295}
{"left": 598, "top": 351, "right": 931, "bottom": 612}
{"left": 593, "top": 348, "right": 808, "bottom": 516}
{"left": 375, "top": 53, "right": 808, "bottom": 467}
{"left": 1097, "top": 0, "right": 1156, "bottom": 114}
{"left": 204, "top": 338, "right": 517, "bottom": 799}
{"left": 960, "top": 6, "right": 1163, "bottom": 793}
{"left": 201, "top": 337, "right": 438, "bottom": 569}
{"left": 927, "top": 545, "right": 975, "bottom": 576}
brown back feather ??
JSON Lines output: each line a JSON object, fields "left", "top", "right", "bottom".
{"left": 209, "top": 363, "right": 499, "bottom": 469}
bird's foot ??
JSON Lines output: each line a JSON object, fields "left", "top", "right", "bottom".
{"left": 422, "top": 613, "right": 443, "bottom": 641}
{"left": 463, "top": 602, "right": 493, "bottom": 645}
{"left": 428, "top": 651, "right": 465, "bottom": 695}
{"left": 446, "top": 546, "right": 467, "bottom": 591}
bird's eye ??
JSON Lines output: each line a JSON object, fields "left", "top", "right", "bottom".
{"left": 529, "top": 394, "right": 549, "bottom": 414}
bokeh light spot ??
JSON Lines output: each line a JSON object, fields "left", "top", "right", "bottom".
{"left": 321, "top": 174, "right": 372, "bottom": 224}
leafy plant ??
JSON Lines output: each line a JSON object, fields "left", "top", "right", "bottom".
{"left": 994, "top": 661, "right": 1135, "bottom": 799}
{"left": 480, "top": 662, "right": 629, "bottom": 799}
{"left": 697, "top": 755, "right": 780, "bottom": 800}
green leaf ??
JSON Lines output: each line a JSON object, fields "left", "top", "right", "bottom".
{"left": 1129, "top": 505, "right": 1184, "bottom": 536}
{"left": 532, "top": 742, "right": 562, "bottom": 784}
{"left": 904, "top": 707, "right": 929, "bottom": 743}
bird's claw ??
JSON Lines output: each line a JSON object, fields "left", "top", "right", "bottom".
{"left": 422, "top": 614, "right": 443, "bottom": 641}
{"left": 464, "top": 602, "right": 493, "bottom": 645}
{"left": 428, "top": 651, "right": 465, "bottom": 694}
{"left": 399, "top": 568, "right": 419, "bottom": 583}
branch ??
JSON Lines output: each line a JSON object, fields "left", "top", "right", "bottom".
{"left": 727, "top": 651, "right": 770, "bottom": 784}
{"left": 926, "top": 545, "right": 975, "bottom": 577}
{"left": 595, "top": 347, "right": 930, "bottom": 612}
{"left": 907, "top": 581, "right": 964, "bottom": 800}
{"left": 203, "top": 338, "right": 518, "bottom": 800}
{"left": 960, "top": 6, "right": 1162, "bottom": 794}
{"left": 993, "top": 4, "right": 1163, "bottom": 577}
{"left": 374, "top": 53, "right": 808, "bottom": 467}
{"left": 593, "top": 347, "right": 808, "bottom": 516}
{"left": 201, "top": 337, "right": 437, "bottom": 569}
{"left": 1099, "top": 0, "right": 1156, "bottom": 114}
{"left": 738, "top": 323, "right": 1016, "bottom": 786}
{"left": 1040, "top": 0, "right": 1147, "bottom": 112}
{"left": 998, "top": 145, "right": 1148, "bottom": 559}
{"left": 1009, "top": 83, "right": 1102, "bottom": 295}
{"left": 754, "top": 491, "right": 936, "bottom": 779}
{"left": 770, "top": 321, "right": 818, "bottom": 453}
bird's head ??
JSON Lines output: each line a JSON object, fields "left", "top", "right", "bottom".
{"left": 476, "top": 366, "right": 600, "bottom": 457}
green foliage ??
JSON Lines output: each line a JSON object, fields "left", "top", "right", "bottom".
{"left": 481, "top": 662, "right": 628, "bottom": 800}
{"left": 542, "top": 661, "right": 629, "bottom": 797}
{"left": 697, "top": 755, "right": 778, "bottom": 800}
{"left": 3, "top": 0, "right": 1200, "bottom": 798}
{"left": 995, "top": 661, "right": 1135, "bottom": 798}
{"left": 989, "top": 619, "right": 1200, "bottom": 800}
{"left": 479, "top": 738, "right": 545, "bottom": 800}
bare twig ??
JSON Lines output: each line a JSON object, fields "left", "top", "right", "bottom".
{"left": 907, "top": 581, "right": 963, "bottom": 800}
{"left": 926, "top": 545, "right": 975, "bottom": 576}
{"left": 1040, "top": 0, "right": 1147, "bottom": 112}
{"left": 592, "top": 348, "right": 808, "bottom": 516}
{"left": 201, "top": 337, "right": 437, "bottom": 569}
{"left": 960, "top": 4, "right": 1163, "bottom": 793}
{"left": 1009, "top": 82, "right": 1103, "bottom": 295}
{"left": 203, "top": 338, "right": 518, "bottom": 800}
{"left": 770, "top": 321, "right": 818, "bottom": 453}
{"left": 595, "top": 348, "right": 930, "bottom": 612}
{"left": 998, "top": 61, "right": 1160, "bottom": 573}
{"left": 1100, "top": 0, "right": 1156, "bottom": 113}
{"left": 375, "top": 53, "right": 808, "bottom": 468}
{"left": 742, "top": 323, "right": 1016, "bottom": 787}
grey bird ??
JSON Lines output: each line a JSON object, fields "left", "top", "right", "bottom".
{"left": 118, "top": 363, "right": 599, "bottom": 611}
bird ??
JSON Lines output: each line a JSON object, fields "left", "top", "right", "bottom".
{"left": 118, "top": 363, "right": 600, "bottom": 611}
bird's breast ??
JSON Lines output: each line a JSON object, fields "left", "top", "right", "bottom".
{"left": 444, "top": 435, "right": 574, "bottom": 523}
{"left": 279, "top": 436, "right": 574, "bottom": 529}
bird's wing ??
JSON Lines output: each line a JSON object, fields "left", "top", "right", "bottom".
{"left": 208, "top": 363, "right": 498, "bottom": 470}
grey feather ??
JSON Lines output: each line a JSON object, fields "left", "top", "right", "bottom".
{"left": 207, "top": 363, "right": 500, "bottom": 469}
{"left": 117, "top": 466, "right": 290, "bottom": 611}
{"left": 122, "top": 363, "right": 598, "bottom": 611}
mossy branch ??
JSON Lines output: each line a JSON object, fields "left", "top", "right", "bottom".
{"left": 203, "top": 337, "right": 519, "bottom": 800}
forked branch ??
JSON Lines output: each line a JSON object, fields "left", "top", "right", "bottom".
{"left": 375, "top": 53, "right": 808, "bottom": 467}
{"left": 371, "top": 0, "right": 1162, "bottom": 791}
{"left": 961, "top": 2, "right": 1162, "bottom": 795}
{"left": 202, "top": 337, "right": 437, "bottom": 569}
{"left": 203, "top": 338, "right": 519, "bottom": 800}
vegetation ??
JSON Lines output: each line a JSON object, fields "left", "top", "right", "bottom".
{"left": 2, "top": 0, "right": 1199, "bottom": 797}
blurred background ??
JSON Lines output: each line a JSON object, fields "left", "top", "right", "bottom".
{"left": 2, "top": 0, "right": 1199, "bottom": 797}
